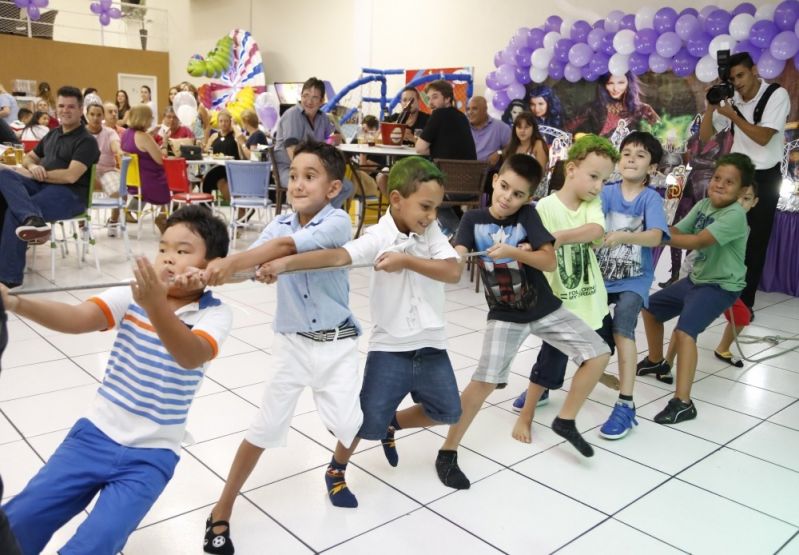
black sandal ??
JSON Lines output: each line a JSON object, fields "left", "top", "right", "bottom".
{"left": 203, "top": 513, "right": 234, "bottom": 554}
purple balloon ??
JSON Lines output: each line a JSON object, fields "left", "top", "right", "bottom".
{"left": 750, "top": 20, "right": 779, "bottom": 49}
{"left": 600, "top": 34, "right": 616, "bottom": 56}
{"left": 90, "top": 2, "right": 101, "bottom": 14}
{"left": 673, "top": 48, "right": 698, "bottom": 77}
{"left": 568, "top": 43, "right": 593, "bottom": 67}
{"left": 593, "top": 19, "right": 605, "bottom": 30}
{"left": 606, "top": 10, "right": 625, "bottom": 32}
{"left": 581, "top": 64, "right": 597, "bottom": 81}
{"left": 515, "top": 64, "right": 533, "bottom": 84}
{"left": 14, "top": 0, "right": 30, "bottom": 7}
{"left": 649, "top": 53, "right": 672, "bottom": 73}
{"left": 634, "top": 28, "right": 658, "bottom": 54}
{"left": 27, "top": 5, "right": 40, "bottom": 19}
{"left": 704, "top": 9, "right": 732, "bottom": 36}
{"left": 554, "top": 38, "right": 574, "bottom": 63}
{"left": 100, "top": 0, "right": 111, "bottom": 6}
{"left": 675, "top": 14, "right": 701, "bottom": 41}
{"left": 774, "top": 0, "right": 799, "bottom": 31}
{"left": 587, "top": 28, "right": 606, "bottom": 51}
{"left": 654, "top": 7, "right": 678, "bottom": 33}
{"left": 548, "top": 59, "right": 565, "bottom": 80}
{"left": 732, "top": 3, "right": 756, "bottom": 16}
{"left": 758, "top": 51, "right": 787, "bottom": 79}
{"left": 698, "top": 6, "right": 719, "bottom": 23}
{"left": 771, "top": 30, "right": 799, "bottom": 60}
{"left": 496, "top": 64, "right": 516, "bottom": 87}
{"left": 545, "top": 15, "right": 563, "bottom": 33}
{"left": 629, "top": 52, "right": 649, "bottom": 75}
{"left": 493, "top": 51, "right": 503, "bottom": 68}
{"left": 31, "top": 0, "right": 46, "bottom": 6}
{"left": 501, "top": 46, "right": 516, "bottom": 66}
{"left": 108, "top": 6, "right": 120, "bottom": 18}
{"left": 733, "top": 40, "right": 763, "bottom": 63}
{"left": 492, "top": 89, "right": 511, "bottom": 111}
{"left": 99, "top": 12, "right": 110, "bottom": 25}
{"left": 656, "top": 32, "right": 682, "bottom": 58}
{"left": 590, "top": 52, "right": 610, "bottom": 75}
{"left": 485, "top": 72, "right": 501, "bottom": 90}
{"left": 620, "top": 14, "right": 637, "bottom": 30}
{"left": 514, "top": 47, "right": 533, "bottom": 67}
{"left": 680, "top": 8, "right": 699, "bottom": 17}
{"left": 527, "top": 28, "right": 545, "bottom": 50}
{"left": 507, "top": 81, "right": 527, "bottom": 100}
{"left": 564, "top": 63, "right": 582, "bottom": 83}
{"left": 686, "top": 32, "right": 712, "bottom": 58}
{"left": 570, "top": 20, "right": 592, "bottom": 42}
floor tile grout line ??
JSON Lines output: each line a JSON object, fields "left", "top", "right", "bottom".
{"left": 776, "top": 529, "right": 799, "bottom": 554}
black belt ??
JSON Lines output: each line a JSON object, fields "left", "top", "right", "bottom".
{"left": 297, "top": 323, "right": 358, "bottom": 342}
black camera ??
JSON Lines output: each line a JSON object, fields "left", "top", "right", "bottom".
{"left": 706, "top": 49, "right": 735, "bottom": 104}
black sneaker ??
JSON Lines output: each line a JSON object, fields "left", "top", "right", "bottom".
{"left": 658, "top": 276, "right": 678, "bottom": 289}
{"left": 636, "top": 357, "right": 674, "bottom": 384}
{"left": 436, "top": 449, "right": 470, "bottom": 490}
{"left": 15, "top": 216, "right": 51, "bottom": 244}
{"left": 203, "top": 514, "right": 234, "bottom": 554}
{"left": 654, "top": 398, "right": 697, "bottom": 424}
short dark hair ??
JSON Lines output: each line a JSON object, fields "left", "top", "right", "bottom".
{"left": 401, "top": 86, "right": 420, "bottom": 97}
{"left": 17, "top": 108, "right": 32, "bottom": 119}
{"left": 425, "top": 80, "right": 454, "bottom": 102}
{"left": 302, "top": 77, "right": 325, "bottom": 99}
{"left": 165, "top": 205, "right": 229, "bottom": 260}
{"left": 362, "top": 115, "right": 379, "bottom": 130}
{"left": 620, "top": 131, "right": 663, "bottom": 166}
{"left": 742, "top": 181, "right": 759, "bottom": 198}
{"left": 293, "top": 139, "right": 346, "bottom": 181}
{"left": 548, "top": 160, "right": 566, "bottom": 192}
{"left": 728, "top": 52, "right": 754, "bottom": 69}
{"left": 498, "top": 153, "right": 543, "bottom": 193}
{"left": 388, "top": 156, "right": 444, "bottom": 197}
{"left": 57, "top": 86, "right": 83, "bottom": 105}
{"left": 84, "top": 87, "right": 98, "bottom": 96}
{"left": 716, "top": 153, "right": 756, "bottom": 189}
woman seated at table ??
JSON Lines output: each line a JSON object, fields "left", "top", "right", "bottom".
{"left": 121, "top": 105, "right": 171, "bottom": 232}
{"left": 86, "top": 102, "right": 123, "bottom": 231}
{"left": 201, "top": 109, "right": 240, "bottom": 203}
{"left": 20, "top": 111, "right": 50, "bottom": 141}
{"left": 501, "top": 111, "right": 548, "bottom": 171}
{"left": 235, "top": 109, "right": 269, "bottom": 160}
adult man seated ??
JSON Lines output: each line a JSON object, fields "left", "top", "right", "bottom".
{"left": 103, "top": 102, "right": 125, "bottom": 138}
{"left": 384, "top": 86, "right": 429, "bottom": 144}
{"left": 273, "top": 76, "right": 351, "bottom": 207}
{"left": 414, "top": 79, "right": 476, "bottom": 160}
{"left": 467, "top": 95, "right": 510, "bottom": 166}
{"left": 0, "top": 86, "right": 100, "bottom": 289}
{"left": 154, "top": 106, "right": 195, "bottom": 156}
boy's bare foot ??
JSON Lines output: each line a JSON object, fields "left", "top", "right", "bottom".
{"left": 512, "top": 415, "right": 533, "bottom": 443}
{"left": 598, "top": 372, "right": 620, "bottom": 390}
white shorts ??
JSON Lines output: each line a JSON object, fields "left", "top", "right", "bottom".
{"left": 98, "top": 170, "right": 121, "bottom": 196}
{"left": 245, "top": 333, "right": 362, "bottom": 449}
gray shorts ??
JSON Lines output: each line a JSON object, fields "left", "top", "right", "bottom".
{"left": 472, "top": 307, "right": 611, "bottom": 386}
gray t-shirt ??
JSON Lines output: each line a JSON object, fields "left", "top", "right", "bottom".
{"left": 0, "top": 93, "right": 19, "bottom": 124}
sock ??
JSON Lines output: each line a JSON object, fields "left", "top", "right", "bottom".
{"left": 552, "top": 417, "right": 594, "bottom": 457}
{"left": 381, "top": 425, "right": 399, "bottom": 467}
{"left": 325, "top": 457, "right": 358, "bottom": 508}
{"left": 435, "top": 449, "right": 470, "bottom": 490}
{"left": 618, "top": 394, "right": 635, "bottom": 409}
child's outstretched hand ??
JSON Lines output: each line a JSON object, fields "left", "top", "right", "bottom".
{"left": 255, "top": 263, "right": 279, "bottom": 284}
{"left": 0, "top": 283, "right": 19, "bottom": 312}
{"left": 374, "top": 252, "right": 408, "bottom": 273}
{"left": 487, "top": 242, "right": 518, "bottom": 261}
{"left": 202, "top": 257, "right": 236, "bottom": 286}
{"left": 171, "top": 266, "right": 206, "bottom": 291}
{"left": 131, "top": 256, "right": 168, "bottom": 311}
{"left": 602, "top": 231, "right": 627, "bottom": 248}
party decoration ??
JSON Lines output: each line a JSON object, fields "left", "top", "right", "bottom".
{"left": 634, "top": 28, "right": 659, "bottom": 55}
{"left": 14, "top": 0, "right": 47, "bottom": 21}
{"left": 774, "top": 0, "right": 799, "bottom": 30}
{"left": 758, "top": 50, "right": 787, "bottom": 77}
{"left": 90, "top": 0, "right": 121, "bottom": 26}
{"left": 187, "top": 36, "right": 235, "bottom": 79}
{"left": 695, "top": 54, "right": 719, "bottom": 81}
{"left": 654, "top": 7, "right": 679, "bottom": 33}
{"left": 704, "top": 9, "right": 732, "bottom": 36}
{"left": 675, "top": 14, "right": 701, "bottom": 41}
{"left": 608, "top": 53, "right": 630, "bottom": 76}
{"left": 770, "top": 29, "right": 799, "bottom": 59}
{"left": 613, "top": 29, "right": 637, "bottom": 55}
{"left": 636, "top": 7, "right": 657, "bottom": 30}
{"left": 709, "top": 34, "right": 736, "bottom": 58}
{"left": 750, "top": 20, "right": 779, "bottom": 49}
{"left": 656, "top": 32, "right": 682, "bottom": 58}
{"left": 729, "top": 13, "right": 756, "bottom": 40}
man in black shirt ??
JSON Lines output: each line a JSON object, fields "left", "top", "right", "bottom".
{"left": 414, "top": 80, "right": 476, "bottom": 160}
{"left": 0, "top": 86, "right": 100, "bottom": 289}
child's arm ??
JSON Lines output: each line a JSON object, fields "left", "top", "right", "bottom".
{"left": 259, "top": 247, "right": 353, "bottom": 281}
{"left": 132, "top": 257, "right": 214, "bottom": 369}
{"left": 373, "top": 252, "right": 462, "bottom": 284}
{"left": 0, "top": 284, "right": 108, "bottom": 334}
{"left": 603, "top": 228, "right": 663, "bottom": 248}
{"left": 481, "top": 241, "right": 557, "bottom": 273}
{"left": 666, "top": 227, "right": 717, "bottom": 250}
{"left": 203, "top": 236, "right": 297, "bottom": 285}
{"left": 551, "top": 223, "right": 604, "bottom": 249}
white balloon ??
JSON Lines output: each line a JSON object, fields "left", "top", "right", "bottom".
{"left": 543, "top": 31, "right": 562, "bottom": 50}
{"left": 755, "top": 3, "right": 776, "bottom": 21}
{"left": 635, "top": 7, "right": 656, "bottom": 30}
{"left": 176, "top": 104, "right": 198, "bottom": 126}
{"left": 614, "top": 29, "right": 637, "bottom": 55}
{"left": 560, "top": 18, "right": 575, "bottom": 37}
{"left": 608, "top": 53, "right": 630, "bottom": 76}
{"left": 531, "top": 48, "right": 554, "bottom": 69}
{"left": 530, "top": 66, "right": 549, "bottom": 83}
{"left": 709, "top": 34, "right": 735, "bottom": 59}
{"left": 172, "top": 91, "right": 197, "bottom": 112}
{"left": 695, "top": 54, "right": 718, "bottom": 82}
{"left": 729, "top": 13, "right": 755, "bottom": 41}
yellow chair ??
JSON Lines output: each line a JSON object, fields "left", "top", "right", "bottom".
{"left": 122, "top": 152, "right": 168, "bottom": 237}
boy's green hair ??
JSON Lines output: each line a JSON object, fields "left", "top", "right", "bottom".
{"left": 388, "top": 156, "right": 445, "bottom": 196}
{"left": 716, "top": 153, "right": 755, "bottom": 188}
{"left": 567, "top": 134, "right": 620, "bottom": 164}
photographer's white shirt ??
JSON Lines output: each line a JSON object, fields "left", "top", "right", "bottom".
{"left": 712, "top": 78, "right": 790, "bottom": 170}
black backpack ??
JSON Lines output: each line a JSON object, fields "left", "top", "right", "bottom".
{"left": 731, "top": 83, "right": 780, "bottom": 133}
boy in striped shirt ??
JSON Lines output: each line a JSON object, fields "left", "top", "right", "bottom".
{"left": 0, "top": 206, "right": 233, "bottom": 555}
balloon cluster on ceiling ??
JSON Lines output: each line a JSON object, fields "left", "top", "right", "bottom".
{"left": 486, "top": 2, "right": 799, "bottom": 112}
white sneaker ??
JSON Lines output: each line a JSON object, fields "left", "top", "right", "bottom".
{"left": 107, "top": 226, "right": 118, "bottom": 238}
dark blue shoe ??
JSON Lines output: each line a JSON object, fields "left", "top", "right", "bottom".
{"left": 511, "top": 388, "right": 549, "bottom": 413}
{"left": 599, "top": 402, "right": 638, "bottom": 440}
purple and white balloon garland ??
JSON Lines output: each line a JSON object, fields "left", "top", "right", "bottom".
{"left": 485, "top": 2, "right": 799, "bottom": 113}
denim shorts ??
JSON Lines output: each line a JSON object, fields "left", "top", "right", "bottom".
{"left": 358, "top": 348, "right": 462, "bottom": 440}
{"left": 608, "top": 291, "right": 644, "bottom": 340}
{"left": 645, "top": 277, "right": 740, "bottom": 340}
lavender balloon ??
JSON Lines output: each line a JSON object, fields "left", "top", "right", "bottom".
{"left": 731, "top": 3, "right": 756, "bottom": 16}
{"left": 527, "top": 28, "right": 545, "bottom": 50}
{"left": 649, "top": 53, "right": 672, "bottom": 73}
{"left": 485, "top": 72, "right": 502, "bottom": 90}
{"left": 620, "top": 14, "right": 637, "bottom": 30}
{"left": 605, "top": 10, "right": 625, "bottom": 32}
{"left": 757, "top": 51, "right": 787, "bottom": 79}
{"left": 507, "top": 82, "right": 526, "bottom": 100}
{"left": 654, "top": 7, "right": 678, "bottom": 33}
{"left": 564, "top": 63, "right": 582, "bottom": 83}
{"left": 496, "top": 64, "right": 516, "bottom": 87}
{"left": 570, "top": 20, "right": 592, "bottom": 42}
{"left": 686, "top": 32, "right": 712, "bottom": 58}
{"left": 568, "top": 43, "right": 593, "bottom": 67}
{"left": 587, "top": 28, "right": 606, "bottom": 51}
{"left": 545, "top": 15, "right": 563, "bottom": 33}
{"left": 698, "top": 5, "right": 719, "bottom": 23}
{"left": 675, "top": 14, "right": 701, "bottom": 41}
{"left": 656, "top": 32, "right": 682, "bottom": 58}
{"left": 680, "top": 8, "right": 699, "bottom": 17}
{"left": 770, "top": 30, "right": 799, "bottom": 60}
{"left": 548, "top": 59, "right": 565, "bottom": 80}
{"left": 600, "top": 34, "right": 616, "bottom": 56}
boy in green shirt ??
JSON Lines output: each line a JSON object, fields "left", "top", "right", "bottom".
{"left": 637, "top": 153, "right": 755, "bottom": 424}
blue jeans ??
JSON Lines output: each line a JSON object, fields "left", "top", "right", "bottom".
{"left": 3, "top": 418, "right": 178, "bottom": 555}
{"left": 358, "top": 348, "right": 462, "bottom": 440}
{"left": 608, "top": 291, "right": 644, "bottom": 340}
{"left": 0, "top": 170, "right": 85, "bottom": 283}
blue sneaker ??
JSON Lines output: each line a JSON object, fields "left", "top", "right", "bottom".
{"left": 511, "top": 389, "right": 549, "bottom": 413}
{"left": 599, "top": 402, "right": 638, "bottom": 440}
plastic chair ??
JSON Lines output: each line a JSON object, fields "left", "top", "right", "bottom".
{"left": 21, "top": 140, "right": 39, "bottom": 153}
{"left": 164, "top": 157, "right": 215, "bottom": 212}
{"left": 225, "top": 161, "right": 272, "bottom": 249}
{"left": 91, "top": 156, "right": 133, "bottom": 259}
{"left": 123, "top": 152, "right": 170, "bottom": 237}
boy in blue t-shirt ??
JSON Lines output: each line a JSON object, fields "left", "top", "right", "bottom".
{"left": 594, "top": 132, "right": 670, "bottom": 440}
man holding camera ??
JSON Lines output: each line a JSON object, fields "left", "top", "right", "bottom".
{"left": 699, "top": 52, "right": 790, "bottom": 315}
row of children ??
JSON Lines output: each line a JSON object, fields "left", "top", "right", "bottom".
{"left": 0, "top": 134, "right": 755, "bottom": 554}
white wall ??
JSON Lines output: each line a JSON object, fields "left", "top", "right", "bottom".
{"left": 166, "top": 0, "right": 748, "bottom": 100}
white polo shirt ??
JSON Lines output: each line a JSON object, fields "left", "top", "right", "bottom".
{"left": 712, "top": 79, "right": 790, "bottom": 169}
{"left": 344, "top": 210, "right": 458, "bottom": 352}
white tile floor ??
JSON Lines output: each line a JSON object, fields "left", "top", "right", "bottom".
{"left": 2, "top": 221, "right": 799, "bottom": 554}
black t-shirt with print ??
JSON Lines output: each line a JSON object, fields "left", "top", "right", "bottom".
{"left": 455, "top": 205, "right": 561, "bottom": 323}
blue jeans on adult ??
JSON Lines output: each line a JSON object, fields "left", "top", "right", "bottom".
{"left": 0, "top": 169, "right": 85, "bottom": 284}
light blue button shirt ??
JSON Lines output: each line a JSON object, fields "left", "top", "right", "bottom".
{"left": 250, "top": 203, "right": 359, "bottom": 334}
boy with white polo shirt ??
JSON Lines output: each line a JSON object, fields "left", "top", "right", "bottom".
{"left": 261, "top": 156, "right": 463, "bottom": 507}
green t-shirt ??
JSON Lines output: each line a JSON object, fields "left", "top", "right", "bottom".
{"left": 675, "top": 198, "right": 748, "bottom": 292}
{"left": 536, "top": 194, "right": 608, "bottom": 330}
